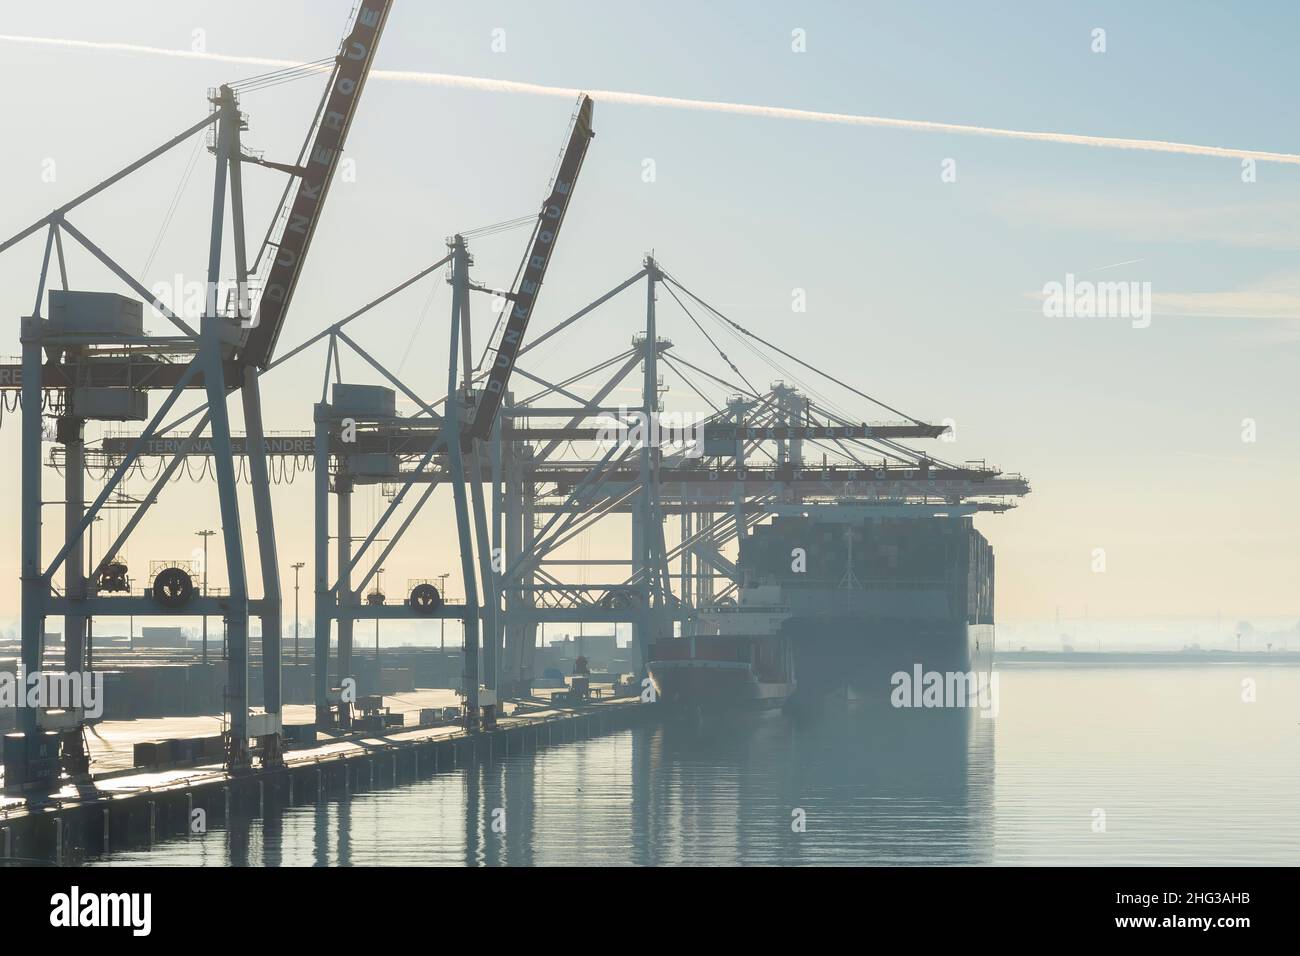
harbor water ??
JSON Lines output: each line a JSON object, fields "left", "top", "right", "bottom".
{"left": 84, "top": 665, "right": 1300, "bottom": 866}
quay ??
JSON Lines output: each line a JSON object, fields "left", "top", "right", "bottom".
{"left": 0, "top": 691, "right": 653, "bottom": 864}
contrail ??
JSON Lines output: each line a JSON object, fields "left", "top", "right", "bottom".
{"left": 4, "top": 33, "right": 1299, "bottom": 166}
{"left": 1087, "top": 258, "right": 1146, "bottom": 273}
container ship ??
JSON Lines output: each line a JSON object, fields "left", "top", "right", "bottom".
{"left": 648, "top": 503, "right": 997, "bottom": 716}
{"left": 739, "top": 505, "right": 995, "bottom": 705}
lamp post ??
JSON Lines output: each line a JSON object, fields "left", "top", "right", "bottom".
{"left": 196, "top": 529, "right": 216, "bottom": 664}
{"left": 87, "top": 515, "right": 102, "bottom": 671}
{"left": 292, "top": 561, "right": 305, "bottom": 664}
{"left": 437, "top": 572, "right": 450, "bottom": 652}
{"left": 375, "top": 567, "right": 384, "bottom": 663}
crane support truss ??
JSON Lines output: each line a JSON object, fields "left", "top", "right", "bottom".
{"left": 10, "top": 251, "right": 1031, "bottom": 748}
{"left": 0, "top": 4, "right": 396, "bottom": 789}
{"left": 74, "top": 260, "right": 1029, "bottom": 694}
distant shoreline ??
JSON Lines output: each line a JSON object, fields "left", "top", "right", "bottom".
{"left": 997, "top": 650, "right": 1300, "bottom": 665}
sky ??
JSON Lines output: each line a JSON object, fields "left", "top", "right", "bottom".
{"left": 0, "top": 0, "right": 1298, "bottom": 639}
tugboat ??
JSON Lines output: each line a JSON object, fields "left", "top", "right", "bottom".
{"left": 647, "top": 585, "right": 795, "bottom": 719}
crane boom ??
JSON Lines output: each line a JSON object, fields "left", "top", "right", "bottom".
{"left": 237, "top": 0, "right": 394, "bottom": 369}
{"left": 468, "top": 95, "right": 595, "bottom": 441}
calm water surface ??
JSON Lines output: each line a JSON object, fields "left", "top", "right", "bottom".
{"left": 88, "top": 666, "right": 1300, "bottom": 866}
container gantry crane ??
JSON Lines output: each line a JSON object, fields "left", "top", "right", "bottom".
{"left": 308, "top": 94, "right": 596, "bottom": 732}
{"left": 0, "top": 0, "right": 394, "bottom": 787}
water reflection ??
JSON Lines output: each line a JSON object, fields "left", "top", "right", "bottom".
{"left": 71, "top": 666, "right": 1300, "bottom": 867}
{"left": 632, "top": 703, "right": 995, "bottom": 865}
{"left": 116, "top": 701, "right": 993, "bottom": 866}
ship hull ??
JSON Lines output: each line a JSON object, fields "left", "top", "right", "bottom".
{"left": 740, "top": 512, "right": 998, "bottom": 710}
{"left": 784, "top": 616, "right": 994, "bottom": 705}
{"left": 648, "top": 659, "right": 793, "bottom": 714}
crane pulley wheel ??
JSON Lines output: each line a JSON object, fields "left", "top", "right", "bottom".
{"left": 409, "top": 583, "right": 443, "bottom": 615}
{"left": 152, "top": 567, "right": 195, "bottom": 608}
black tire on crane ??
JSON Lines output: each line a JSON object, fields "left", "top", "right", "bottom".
{"left": 409, "top": 583, "right": 443, "bottom": 615}
{"left": 152, "top": 567, "right": 195, "bottom": 608}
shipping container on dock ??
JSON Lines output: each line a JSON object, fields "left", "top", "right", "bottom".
{"left": 382, "top": 668, "right": 416, "bottom": 694}
{"left": 98, "top": 671, "right": 131, "bottom": 720}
